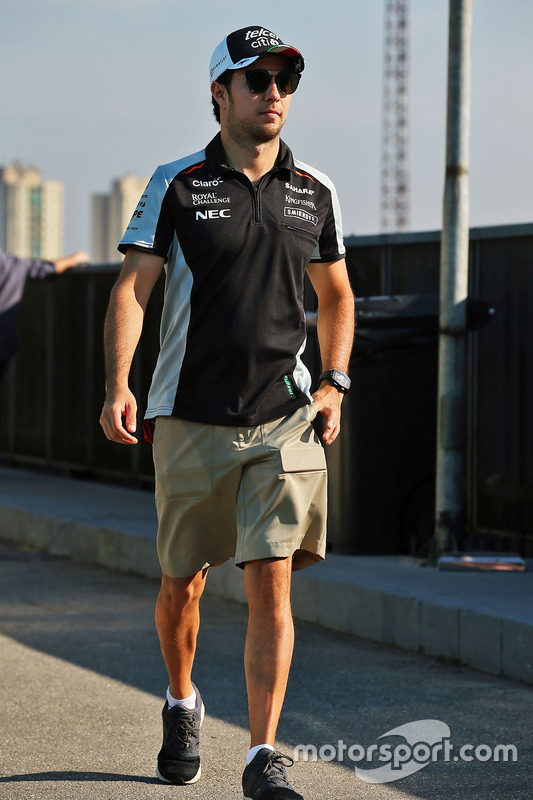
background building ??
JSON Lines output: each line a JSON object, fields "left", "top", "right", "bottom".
{"left": 0, "top": 163, "right": 64, "bottom": 260}
{"left": 92, "top": 175, "right": 148, "bottom": 263}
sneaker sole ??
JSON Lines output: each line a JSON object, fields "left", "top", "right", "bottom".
{"left": 157, "top": 764, "right": 202, "bottom": 785}
{"left": 156, "top": 700, "right": 205, "bottom": 785}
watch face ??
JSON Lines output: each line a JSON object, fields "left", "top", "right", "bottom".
{"left": 332, "top": 370, "right": 349, "bottom": 389}
{"left": 319, "top": 369, "right": 350, "bottom": 392}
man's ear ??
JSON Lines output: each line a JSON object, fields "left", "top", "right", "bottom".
{"left": 211, "top": 81, "right": 229, "bottom": 113}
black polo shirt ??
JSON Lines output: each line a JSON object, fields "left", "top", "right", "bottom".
{"left": 119, "top": 133, "right": 345, "bottom": 426}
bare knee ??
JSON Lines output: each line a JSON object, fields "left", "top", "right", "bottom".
{"left": 158, "top": 570, "right": 206, "bottom": 616}
{"left": 244, "top": 557, "right": 292, "bottom": 615}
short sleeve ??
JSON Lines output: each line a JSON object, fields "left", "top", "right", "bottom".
{"left": 312, "top": 182, "right": 346, "bottom": 264}
{"left": 118, "top": 167, "right": 174, "bottom": 257}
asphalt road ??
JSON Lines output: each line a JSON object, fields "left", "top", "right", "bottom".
{"left": 0, "top": 540, "right": 531, "bottom": 800}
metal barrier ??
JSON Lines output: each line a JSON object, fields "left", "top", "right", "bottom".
{"left": 1, "top": 223, "right": 532, "bottom": 555}
{"left": 340, "top": 223, "right": 533, "bottom": 556}
{"left": 0, "top": 265, "right": 160, "bottom": 485}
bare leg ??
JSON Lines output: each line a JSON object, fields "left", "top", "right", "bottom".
{"left": 155, "top": 569, "right": 208, "bottom": 699}
{"left": 243, "top": 557, "right": 294, "bottom": 747}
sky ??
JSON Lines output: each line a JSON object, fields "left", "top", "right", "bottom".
{"left": 1, "top": 0, "right": 532, "bottom": 255}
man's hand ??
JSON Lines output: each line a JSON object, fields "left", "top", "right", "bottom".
{"left": 311, "top": 383, "right": 344, "bottom": 445}
{"left": 99, "top": 388, "right": 138, "bottom": 445}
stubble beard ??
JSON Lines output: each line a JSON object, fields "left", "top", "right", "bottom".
{"left": 226, "top": 101, "right": 285, "bottom": 146}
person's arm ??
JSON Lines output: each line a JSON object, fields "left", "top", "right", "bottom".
{"left": 306, "top": 258, "right": 355, "bottom": 445}
{"left": 99, "top": 249, "right": 164, "bottom": 444}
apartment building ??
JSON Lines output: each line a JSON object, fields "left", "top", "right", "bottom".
{"left": 92, "top": 174, "right": 147, "bottom": 263}
{"left": 0, "top": 163, "right": 64, "bottom": 260}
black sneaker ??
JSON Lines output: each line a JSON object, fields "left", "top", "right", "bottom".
{"left": 156, "top": 684, "right": 205, "bottom": 785}
{"left": 242, "top": 748, "right": 304, "bottom": 800}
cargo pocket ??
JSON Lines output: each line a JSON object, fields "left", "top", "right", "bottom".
{"left": 280, "top": 444, "right": 327, "bottom": 475}
{"left": 273, "top": 443, "right": 328, "bottom": 529}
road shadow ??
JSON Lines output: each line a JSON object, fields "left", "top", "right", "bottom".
{"left": 0, "top": 771, "right": 158, "bottom": 785}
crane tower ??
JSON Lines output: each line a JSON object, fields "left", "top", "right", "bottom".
{"left": 380, "top": 0, "right": 410, "bottom": 232}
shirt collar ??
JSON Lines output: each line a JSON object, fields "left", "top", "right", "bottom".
{"left": 205, "top": 132, "right": 297, "bottom": 178}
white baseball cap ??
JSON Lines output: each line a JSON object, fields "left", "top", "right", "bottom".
{"left": 209, "top": 25, "right": 305, "bottom": 83}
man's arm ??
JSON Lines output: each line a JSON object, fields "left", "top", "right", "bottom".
{"left": 306, "top": 258, "right": 355, "bottom": 445}
{"left": 99, "top": 249, "right": 164, "bottom": 445}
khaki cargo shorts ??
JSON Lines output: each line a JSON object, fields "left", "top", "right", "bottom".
{"left": 152, "top": 403, "right": 328, "bottom": 579}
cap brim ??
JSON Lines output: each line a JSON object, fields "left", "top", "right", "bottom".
{"left": 268, "top": 44, "right": 301, "bottom": 59}
{"left": 227, "top": 46, "right": 304, "bottom": 75}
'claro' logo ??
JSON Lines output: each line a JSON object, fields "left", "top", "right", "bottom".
{"left": 195, "top": 208, "right": 231, "bottom": 220}
{"left": 192, "top": 179, "right": 223, "bottom": 187}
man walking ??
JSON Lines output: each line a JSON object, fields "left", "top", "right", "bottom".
{"left": 100, "top": 25, "right": 354, "bottom": 800}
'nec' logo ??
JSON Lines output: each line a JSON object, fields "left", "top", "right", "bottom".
{"left": 195, "top": 209, "right": 231, "bottom": 220}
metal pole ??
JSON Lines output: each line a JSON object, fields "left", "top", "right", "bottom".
{"left": 435, "top": 0, "right": 473, "bottom": 556}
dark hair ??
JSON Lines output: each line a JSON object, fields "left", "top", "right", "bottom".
{"left": 211, "top": 70, "right": 234, "bottom": 124}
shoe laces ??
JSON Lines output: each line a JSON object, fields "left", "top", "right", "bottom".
{"left": 259, "top": 751, "right": 294, "bottom": 780}
{"left": 172, "top": 709, "right": 197, "bottom": 746}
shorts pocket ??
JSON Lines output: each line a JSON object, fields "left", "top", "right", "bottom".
{"left": 157, "top": 465, "right": 212, "bottom": 498}
{"left": 153, "top": 418, "right": 213, "bottom": 498}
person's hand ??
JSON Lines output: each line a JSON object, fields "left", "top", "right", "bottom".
{"left": 71, "top": 250, "right": 90, "bottom": 267}
{"left": 99, "top": 388, "right": 138, "bottom": 444}
{"left": 311, "top": 383, "right": 344, "bottom": 445}
{"left": 53, "top": 251, "right": 90, "bottom": 273}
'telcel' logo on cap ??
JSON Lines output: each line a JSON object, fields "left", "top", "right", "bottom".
{"left": 244, "top": 27, "right": 281, "bottom": 49}
{"left": 244, "top": 27, "right": 279, "bottom": 41}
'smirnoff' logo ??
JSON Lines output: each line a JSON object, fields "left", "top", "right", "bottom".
{"left": 284, "top": 207, "right": 318, "bottom": 226}
{"left": 294, "top": 719, "right": 518, "bottom": 784}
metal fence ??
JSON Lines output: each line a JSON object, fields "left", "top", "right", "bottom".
{"left": 337, "top": 223, "right": 533, "bottom": 557}
{"left": 1, "top": 223, "right": 532, "bottom": 556}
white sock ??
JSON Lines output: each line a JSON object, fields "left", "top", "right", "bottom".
{"left": 246, "top": 744, "right": 274, "bottom": 765}
{"left": 166, "top": 685, "right": 197, "bottom": 710}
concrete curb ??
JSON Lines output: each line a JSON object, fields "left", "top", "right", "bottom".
{"left": 288, "top": 574, "right": 532, "bottom": 684}
{"left": 0, "top": 502, "right": 531, "bottom": 685}
{"left": 0, "top": 504, "right": 161, "bottom": 580}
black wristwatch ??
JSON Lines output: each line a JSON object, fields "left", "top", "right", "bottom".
{"left": 319, "top": 369, "right": 351, "bottom": 394}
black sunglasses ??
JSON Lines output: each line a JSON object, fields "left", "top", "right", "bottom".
{"left": 237, "top": 69, "right": 301, "bottom": 96}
